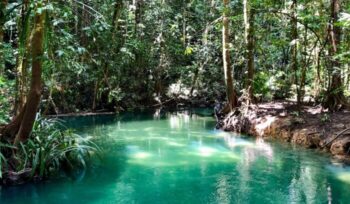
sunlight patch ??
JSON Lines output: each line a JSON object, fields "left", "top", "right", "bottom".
{"left": 167, "top": 141, "right": 186, "bottom": 147}
{"left": 337, "top": 173, "right": 350, "bottom": 184}
{"left": 198, "top": 146, "right": 218, "bottom": 157}
{"left": 130, "top": 152, "right": 152, "bottom": 159}
{"left": 144, "top": 127, "right": 154, "bottom": 131}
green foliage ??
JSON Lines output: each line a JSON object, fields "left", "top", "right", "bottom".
{"left": 320, "top": 113, "right": 331, "bottom": 123}
{"left": 1, "top": 0, "right": 350, "bottom": 114}
{"left": 15, "top": 117, "right": 100, "bottom": 178}
{"left": 291, "top": 111, "right": 300, "bottom": 117}
{"left": 0, "top": 143, "right": 15, "bottom": 178}
{"left": 0, "top": 76, "right": 14, "bottom": 124}
{"left": 253, "top": 71, "right": 272, "bottom": 100}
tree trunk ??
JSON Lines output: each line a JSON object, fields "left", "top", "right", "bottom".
{"left": 15, "top": 0, "right": 31, "bottom": 115}
{"left": 111, "top": 0, "right": 123, "bottom": 36}
{"left": 244, "top": 0, "right": 255, "bottom": 103}
{"left": 290, "top": 0, "right": 300, "bottom": 105}
{"left": 222, "top": 0, "right": 237, "bottom": 111}
{"left": 299, "top": 23, "right": 308, "bottom": 103}
{"left": 92, "top": 81, "right": 99, "bottom": 111}
{"left": 134, "top": 0, "right": 143, "bottom": 36}
{"left": 324, "top": 0, "right": 347, "bottom": 111}
{"left": 0, "top": 0, "right": 8, "bottom": 74}
{"left": 182, "top": 3, "right": 186, "bottom": 47}
{"left": 313, "top": 47, "right": 322, "bottom": 101}
{"left": 2, "top": 2, "right": 46, "bottom": 144}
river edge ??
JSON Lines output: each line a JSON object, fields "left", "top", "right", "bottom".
{"left": 218, "top": 101, "right": 350, "bottom": 162}
{"left": 48, "top": 103, "right": 350, "bottom": 162}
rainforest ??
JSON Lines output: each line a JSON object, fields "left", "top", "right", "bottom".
{"left": 0, "top": 0, "right": 350, "bottom": 203}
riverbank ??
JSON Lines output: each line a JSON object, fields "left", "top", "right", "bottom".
{"left": 218, "top": 101, "right": 350, "bottom": 161}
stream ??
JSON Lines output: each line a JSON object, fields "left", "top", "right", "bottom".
{"left": 1, "top": 109, "right": 350, "bottom": 204}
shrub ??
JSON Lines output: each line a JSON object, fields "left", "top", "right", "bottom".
{"left": 12, "top": 117, "right": 100, "bottom": 179}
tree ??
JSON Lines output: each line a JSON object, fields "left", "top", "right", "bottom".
{"left": 324, "top": 0, "right": 347, "bottom": 111}
{"left": 222, "top": 0, "right": 237, "bottom": 111}
{"left": 2, "top": 1, "right": 46, "bottom": 144}
{"left": 290, "top": 0, "right": 300, "bottom": 105}
{"left": 244, "top": 0, "right": 255, "bottom": 103}
{"left": 0, "top": 0, "right": 7, "bottom": 74}
{"left": 14, "top": 0, "right": 31, "bottom": 115}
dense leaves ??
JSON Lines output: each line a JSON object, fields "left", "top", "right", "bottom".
{"left": 0, "top": 0, "right": 349, "bottom": 113}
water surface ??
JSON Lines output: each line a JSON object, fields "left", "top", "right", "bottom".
{"left": 1, "top": 109, "right": 350, "bottom": 204}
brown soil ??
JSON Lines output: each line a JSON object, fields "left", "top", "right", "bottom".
{"left": 219, "top": 101, "right": 350, "bottom": 161}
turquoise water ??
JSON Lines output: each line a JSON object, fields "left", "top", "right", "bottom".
{"left": 1, "top": 109, "right": 350, "bottom": 204}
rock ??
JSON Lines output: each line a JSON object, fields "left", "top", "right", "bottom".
{"left": 291, "top": 129, "right": 307, "bottom": 146}
{"left": 330, "top": 137, "right": 350, "bottom": 156}
{"left": 291, "top": 129, "right": 319, "bottom": 148}
{"left": 280, "top": 130, "right": 291, "bottom": 142}
{"left": 2, "top": 168, "right": 33, "bottom": 186}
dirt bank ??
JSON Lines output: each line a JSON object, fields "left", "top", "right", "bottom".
{"left": 219, "top": 101, "right": 350, "bottom": 160}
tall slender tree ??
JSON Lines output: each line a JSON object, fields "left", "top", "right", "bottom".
{"left": 15, "top": 0, "right": 31, "bottom": 114}
{"left": 222, "top": 0, "right": 237, "bottom": 110}
{"left": 244, "top": 0, "right": 255, "bottom": 103}
{"left": 290, "top": 0, "right": 300, "bottom": 105}
{"left": 324, "top": 0, "right": 347, "bottom": 111}
{"left": 0, "top": 0, "right": 7, "bottom": 74}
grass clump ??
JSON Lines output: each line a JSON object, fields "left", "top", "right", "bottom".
{"left": 1, "top": 117, "right": 100, "bottom": 184}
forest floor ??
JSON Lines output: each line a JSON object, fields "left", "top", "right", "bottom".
{"left": 219, "top": 101, "right": 350, "bottom": 161}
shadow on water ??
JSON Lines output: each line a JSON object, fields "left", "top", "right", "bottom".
{"left": 0, "top": 156, "right": 127, "bottom": 204}
{"left": 62, "top": 108, "right": 214, "bottom": 128}
{"left": 0, "top": 145, "right": 128, "bottom": 204}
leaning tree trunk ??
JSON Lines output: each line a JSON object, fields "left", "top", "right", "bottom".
{"left": 244, "top": 0, "right": 255, "bottom": 104}
{"left": 222, "top": 0, "right": 237, "bottom": 111}
{"left": 324, "top": 0, "right": 347, "bottom": 111}
{"left": 2, "top": 2, "right": 45, "bottom": 145}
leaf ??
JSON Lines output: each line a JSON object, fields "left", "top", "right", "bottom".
{"left": 56, "top": 50, "right": 65, "bottom": 57}
{"left": 185, "top": 46, "right": 194, "bottom": 55}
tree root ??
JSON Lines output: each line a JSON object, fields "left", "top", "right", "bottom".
{"left": 322, "top": 127, "right": 350, "bottom": 148}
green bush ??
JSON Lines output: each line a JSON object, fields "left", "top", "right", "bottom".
{"left": 14, "top": 117, "right": 100, "bottom": 179}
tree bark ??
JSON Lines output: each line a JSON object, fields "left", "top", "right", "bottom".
{"left": 2, "top": 2, "right": 46, "bottom": 144}
{"left": 0, "top": 0, "right": 8, "bottom": 74}
{"left": 244, "top": 0, "right": 255, "bottom": 104}
{"left": 14, "top": 3, "right": 45, "bottom": 144}
{"left": 111, "top": 0, "right": 123, "bottom": 35}
{"left": 134, "top": 0, "right": 143, "bottom": 36}
{"left": 299, "top": 23, "right": 308, "bottom": 103}
{"left": 290, "top": 0, "right": 300, "bottom": 105}
{"left": 222, "top": 0, "right": 237, "bottom": 111}
{"left": 15, "top": 0, "right": 31, "bottom": 115}
{"left": 324, "top": 0, "right": 347, "bottom": 111}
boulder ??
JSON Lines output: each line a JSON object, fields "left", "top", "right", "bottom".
{"left": 330, "top": 136, "right": 350, "bottom": 156}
